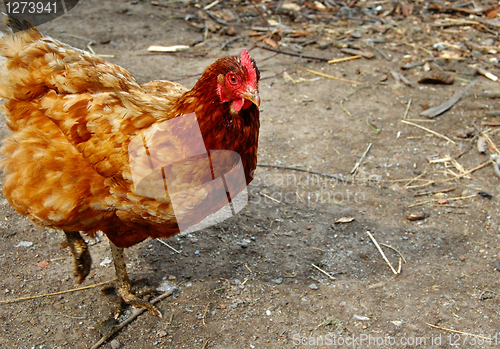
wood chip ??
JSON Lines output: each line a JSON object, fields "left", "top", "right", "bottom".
{"left": 420, "top": 79, "right": 478, "bottom": 118}
{"left": 334, "top": 217, "right": 355, "bottom": 224}
{"left": 418, "top": 72, "right": 455, "bottom": 85}
{"left": 406, "top": 212, "right": 430, "bottom": 221}
{"left": 147, "top": 45, "right": 190, "bottom": 52}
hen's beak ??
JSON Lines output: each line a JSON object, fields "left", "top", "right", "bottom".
{"left": 242, "top": 89, "right": 261, "bottom": 107}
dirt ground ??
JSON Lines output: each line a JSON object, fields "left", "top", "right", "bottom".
{"left": 1, "top": 0, "right": 500, "bottom": 348}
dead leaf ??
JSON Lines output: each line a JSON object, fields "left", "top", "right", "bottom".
{"left": 261, "top": 37, "right": 279, "bottom": 49}
{"left": 486, "top": 7, "right": 500, "bottom": 18}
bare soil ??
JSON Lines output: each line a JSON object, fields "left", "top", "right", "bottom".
{"left": 1, "top": 1, "right": 500, "bottom": 348}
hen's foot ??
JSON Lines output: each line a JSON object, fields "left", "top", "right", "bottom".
{"left": 116, "top": 285, "right": 161, "bottom": 318}
{"left": 63, "top": 231, "right": 91, "bottom": 284}
{"left": 109, "top": 241, "right": 162, "bottom": 317}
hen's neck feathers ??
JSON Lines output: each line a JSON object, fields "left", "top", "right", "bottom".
{"left": 169, "top": 55, "right": 260, "bottom": 183}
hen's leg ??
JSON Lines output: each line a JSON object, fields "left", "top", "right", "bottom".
{"left": 109, "top": 241, "right": 162, "bottom": 317}
{"left": 64, "top": 231, "right": 92, "bottom": 284}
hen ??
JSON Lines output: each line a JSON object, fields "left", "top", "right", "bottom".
{"left": 0, "top": 24, "right": 260, "bottom": 316}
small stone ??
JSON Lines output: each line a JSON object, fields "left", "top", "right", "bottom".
{"left": 266, "top": 310, "right": 272, "bottom": 316}
{"left": 281, "top": 301, "right": 288, "bottom": 306}
{"left": 306, "top": 225, "right": 312, "bottom": 230}
{"left": 157, "top": 330, "right": 168, "bottom": 338}
{"left": 494, "top": 260, "right": 500, "bottom": 271}
{"left": 15, "top": 241, "right": 33, "bottom": 248}
{"left": 459, "top": 255, "right": 466, "bottom": 261}
{"left": 194, "top": 250, "right": 199, "bottom": 255}
{"left": 309, "top": 283, "right": 319, "bottom": 290}
{"left": 274, "top": 278, "right": 283, "bottom": 285}
{"left": 240, "top": 242, "right": 248, "bottom": 248}
{"left": 110, "top": 339, "right": 121, "bottom": 349}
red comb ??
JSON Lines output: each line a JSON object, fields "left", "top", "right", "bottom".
{"left": 240, "top": 48, "right": 257, "bottom": 87}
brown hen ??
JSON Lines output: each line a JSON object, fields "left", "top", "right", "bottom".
{"left": 0, "top": 25, "right": 260, "bottom": 316}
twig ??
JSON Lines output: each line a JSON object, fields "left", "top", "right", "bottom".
{"left": 420, "top": 79, "right": 478, "bottom": 118}
{"left": 373, "top": 46, "right": 391, "bottom": 60}
{"left": 481, "top": 122, "right": 500, "bottom": 126}
{"left": 245, "top": 264, "right": 252, "bottom": 273}
{"left": 414, "top": 186, "right": 457, "bottom": 196}
{"left": 306, "top": 69, "right": 362, "bottom": 84}
{"left": 90, "top": 289, "right": 176, "bottom": 349}
{"left": 379, "top": 243, "right": 407, "bottom": 264}
{"left": 454, "top": 129, "right": 480, "bottom": 159}
{"left": 296, "top": 192, "right": 304, "bottom": 203}
{"left": 340, "top": 98, "right": 351, "bottom": 116}
{"left": 157, "top": 239, "right": 181, "bottom": 254}
{"left": 426, "top": 323, "right": 491, "bottom": 340}
{"left": 201, "top": 339, "right": 210, "bottom": 349}
{"left": 351, "top": 143, "right": 372, "bottom": 175}
{"left": 404, "top": 167, "right": 429, "bottom": 187}
{"left": 0, "top": 280, "right": 114, "bottom": 304}
{"left": 401, "top": 120, "right": 456, "bottom": 144}
{"left": 202, "top": 302, "right": 210, "bottom": 326}
{"left": 403, "top": 98, "right": 412, "bottom": 120}
{"left": 259, "top": 191, "right": 282, "bottom": 203}
{"left": 255, "top": 45, "right": 331, "bottom": 61}
{"left": 366, "top": 231, "right": 398, "bottom": 275}
{"left": 407, "top": 194, "right": 476, "bottom": 208}
{"left": 248, "top": 0, "right": 273, "bottom": 37}
{"left": 311, "top": 263, "right": 336, "bottom": 281}
{"left": 339, "top": 85, "right": 370, "bottom": 116}
{"left": 257, "top": 163, "right": 350, "bottom": 183}
{"left": 328, "top": 55, "right": 361, "bottom": 64}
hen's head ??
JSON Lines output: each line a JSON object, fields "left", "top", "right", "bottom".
{"left": 214, "top": 49, "right": 260, "bottom": 112}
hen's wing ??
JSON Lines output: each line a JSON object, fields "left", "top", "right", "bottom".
{"left": 0, "top": 29, "right": 193, "bottom": 246}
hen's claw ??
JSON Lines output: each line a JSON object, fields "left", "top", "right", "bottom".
{"left": 64, "top": 231, "right": 92, "bottom": 284}
{"left": 110, "top": 241, "right": 162, "bottom": 317}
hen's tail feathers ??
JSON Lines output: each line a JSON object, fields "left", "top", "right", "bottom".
{"left": 3, "top": 15, "right": 34, "bottom": 32}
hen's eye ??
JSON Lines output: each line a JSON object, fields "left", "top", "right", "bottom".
{"left": 228, "top": 74, "right": 239, "bottom": 85}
